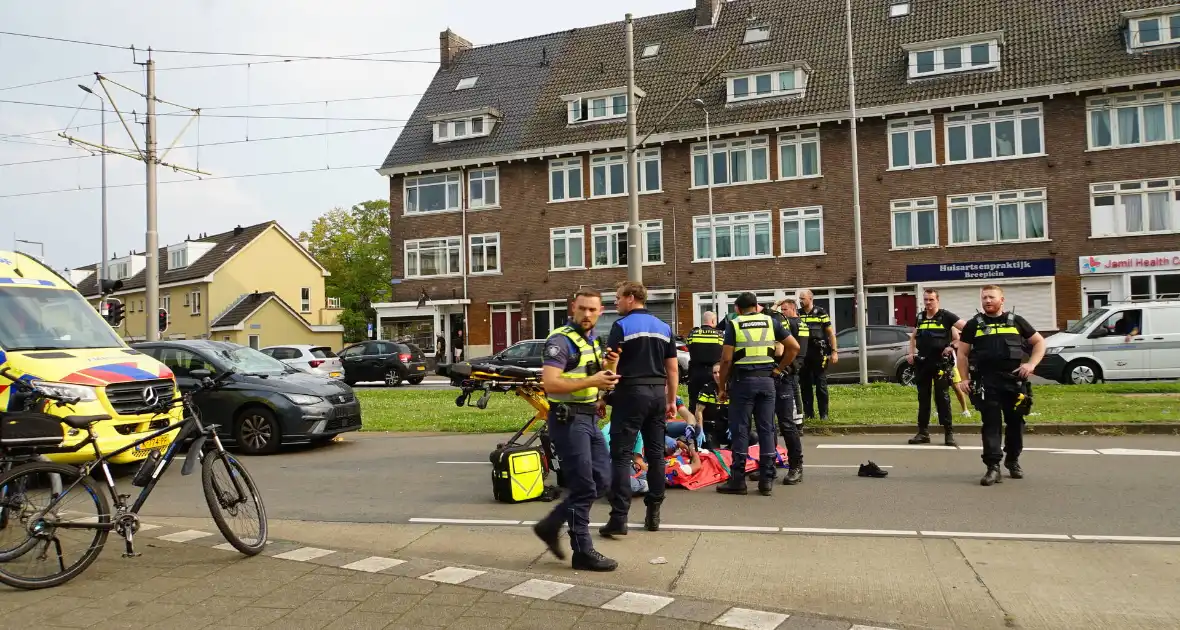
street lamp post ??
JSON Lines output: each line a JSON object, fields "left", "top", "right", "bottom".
{"left": 692, "top": 99, "right": 718, "bottom": 319}
{"left": 15, "top": 239, "right": 44, "bottom": 260}
{"left": 78, "top": 84, "right": 107, "bottom": 284}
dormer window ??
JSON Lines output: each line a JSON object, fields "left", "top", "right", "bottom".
{"left": 428, "top": 107, "right": 499, "bottom": 143}
{"left": 169, "top": 249, "right": 187, "bottom": 269}
{"left": 1124, "top": 7, "right": 1180, "bottom": 49}
{"left": 455, "top": 76, "right": 478, "bottom": 90}
{"left": 904, "top": 32, "right": 1002, "bottom": 79}
{"left": 743, "top": 26, "right": 770, "bottom": 44}
{"left": 724, "top": 63, "right": 809, "bottom": 104}
{"left": 166, "top": 240, "right": 215, "bottom": 271}
{"left": 561, "top": 86, "right": 644, "bottom": 124}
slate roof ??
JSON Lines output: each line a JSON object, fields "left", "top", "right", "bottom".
{"left": 211, "top": 291, "right": 276, "bottom": 328}
{"left": 380, "top": 0, "right": 1180, "bottom": 172}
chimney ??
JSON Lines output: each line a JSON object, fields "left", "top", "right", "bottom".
{"left": 233, "top": 225, "right": 244, "bottom": 236}
{"left": 439, "top": 29, "right": 472, "bottom": 71}
{"left": 696, "top": 0, "right": 722, "bottom": 28}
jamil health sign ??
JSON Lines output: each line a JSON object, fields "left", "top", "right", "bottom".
{"left": 1079, "top": 251, "right": 1180, "bottom": 275}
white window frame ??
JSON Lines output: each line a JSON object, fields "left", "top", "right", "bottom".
{"left": 727, "top": 68, "right": 806, "bottom": 103}
{"left": 159, "top": 295, "right": 171, "bottom": 320}
{"left": 590, "top": 221, "right": 663, "bottom": 268}
{"left": 779, "top": 207, "right": 824, "bottom": 257}
{"left": 404, "top": 173, "right": 461, "bottom": 215}
{"left": 455, "top": 76, "right": 478, "bottom": 90}
{"left": 743, "top": 26, "right": 770, "bottom": 44}
{"left": 890, "top": 197, "right": 940, "bottom": 250}
{"left": 944, "top": 105, "right": 1044, "bottom": 165}
{"left": 548, "top": 157, "right": 584, "bottom": 203}
{"left": 432, "top": 115, "right": 491, "bottom": 143}
{"left": 1086, "top": 89, "right": 1180, "bottom": 151}
{"left": 588, "top": 149, "right": 660, "bottom": 198}
{"left": 467, "top": 168, "right": 499, "bottom": 209}
{"left": 404, "top": 236, "right": 463, "bottom": 279}
{"left": 300, "top": 287, "right": 311, "bottom": 313}
{"left": 1127, "top": 12, "right": 1180, "bottom": 49}
{"left": 691, "top": 136, "right": 771, "bottom": 189}
{"left": 566, "top": 92, "right": 631, "bottom": 124}
{"left": 908, "top": 38, "right": 1000, "bottom": 79}
{"left": 550, "top": 226, "right": 585, "bottom": 271}
{"left": 327, "top": 297, "right": 341, "bottom": 309}
{"left": 168, "top": 248, "right": 187, "bottom": 270}
{"left": 777, "top": 131, "right": 821, "bottom": 180}
{"left": 190, "top": 291, "right": 201, "bottom": 316}
{"left": 946, "top": 188, "right": 1049, "bottom": 247}
{"left": 888, "top": 116, "right": 936, "bottom": 170}
{"left": 467, "top": 233, "right": 501, "bottom": 275}
{"left": 109, "top": 261, "right": 129, "bottom": 280}
{"left": 692, "top": 211, "right": 774, "bottom": 262}
{"left": 1090, "top": 177, "right": 1180, "bottom": 238}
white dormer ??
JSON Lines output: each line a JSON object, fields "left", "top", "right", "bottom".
{"left": 107, "top": 254, "right": 146, "bottom": 281}
{"left": 561, "top": 86, "right": 645, "bottom": 124}
{"left": 66, "top": 268, "right": 94, "bottom": 286}
{"left": 1123, "top": 5, "right": 1180, "bottom": 50}
{"left": 167, "top": 240, "right": 216, "bottom": 271}
{"left": 723, "top": 62, "right": 810, "bottom": 104}
{"left": 428, "top": 107, "right": 500, "bottom": 143}
{"left": 903, "top": 31, "right": 1003, "bottom": 80}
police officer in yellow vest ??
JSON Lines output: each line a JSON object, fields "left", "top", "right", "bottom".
{"left": 685, "top": 312, "right": 724, "bottom": 416}
{"left": 533, "top": 289, "right": 621, "bottom": 571}
{"left": 906, "top": 289, "right": 966, "bottom": 446}
{"left": 955, "top": 285, "right": 1046, "bottom": 487}
{"left": 798, "top": 289, "right": 838, "bottom": 421}
{"left": 717, "top": 292, "right": 798, "bottom": 496}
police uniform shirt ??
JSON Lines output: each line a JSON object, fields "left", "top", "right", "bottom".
{"left": 788, "top": 316, "right": 809, "bottom": 358}
{"left": 723, "top": 315, "right": 791, "bottom": 370}
{"left": 914, "top": 309, "right": 961, "bottom": 359}
{"left": 542, "top": 320, "right": 602, "bottom": 376}
{"left": 799, "top": 306, "right": 832, "bottom": 353}
{"left": 606, "top": 309, "right": 677, "bottom": 380}
{"left": 686, "top": 326, "right": 724, "bottom": 366}
{"left": 960, "top": 312, "right": 1037, "bottom": 371}
{"left": 696, "top": 380, "right": 728, "bottom": 425}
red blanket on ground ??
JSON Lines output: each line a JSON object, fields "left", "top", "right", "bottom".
{"left": 667, "top": 446, "right": 790, "bottom": 490}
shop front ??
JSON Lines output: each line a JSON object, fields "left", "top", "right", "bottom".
{"left": 371, "top": 298, "right": 470, "bottom": 362}
{"left": 690, "top": 285, "right": 918, "bottom": 332}
{"left": 906, "top": 258, "right": 1058, "bottom": 332}
{"left": 1078, "top": 250, "right": 1180, "bottom": 314}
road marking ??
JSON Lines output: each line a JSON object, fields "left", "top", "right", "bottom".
{"left": 921, "top": 531, "right": 1071, "bottom": 541}
{"left": 342, "top": 556, "right": 406, "bottom": 572}
{"left": 602, "top": 592, "right": 674, "bottom": 615}
{"left": 712, "top": 607, "right": 789, "bottom": 630}
{"left": 437, "top": 461, "right": 492, "bottom": 464}
{"left": 850, "top": 626, "right": 901, "bottom": 630}
{"left": 157, "top": 529, "right": 214, "bottom": 543}
{"left": 420, "top": 566, "right": 485, "bottom": 584}
{"left": 1071, "top": 535, "right": 1180, "bottom": 543}
{"left": 781, "top": 527, "right": 917, "bottom": 536}
{"left": 817, "top": 444, "right": 1180, "bottom": 457}
{"left": 273, "top": 547, "right": 335, "bottom": 561}
{"left": 661, "top": 524, "right": 780, "bottom": 533}
{"left": 1021, "top": 448, "right": 1100, "bottom": 455}
{"left": 137, "top": 523, "right": 161, "bottom": 531}
{"left": 1097, "top": 448, "right": 1180, "bottom": 457}
{"left": 212, "top": 542, "right": 236, "bottom": 551}
{"left": 505, "top": 578, "right": 575, "bottom": 600}
{"left": 806, "top": 464, "right": 894, "bottom": 469}
{"left": 409, "top": 517, "right": 521, "bottom": 525}
{"left": 817, "top": 444, "right": 958, "bottom": 450}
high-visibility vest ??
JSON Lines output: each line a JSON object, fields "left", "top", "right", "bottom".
{"left": 915, "top": 309, "right": 951, "bottom": 355}
{"left": 969, "top": 313, "right": 1024, "bottom": 369}
{"left": 544, "top": 325, "right": 604, "bottom": 405}
{"left": 731, "top": 313, "right": 776, "bottom": 367}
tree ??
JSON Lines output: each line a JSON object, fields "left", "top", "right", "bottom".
{"left": 300, "top": 200, "right": 390, "bottom": 342}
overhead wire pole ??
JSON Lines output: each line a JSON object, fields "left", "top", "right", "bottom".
{"left": 845, "top": 0, "right": 869, "bottom": 384}
{"left": 624, "top": 13, "right": 642, "bottom": 283}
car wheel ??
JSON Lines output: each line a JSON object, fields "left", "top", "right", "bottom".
{"left": 235, "top": 407, "right": 280, "bottom": 455}
{"left": 407, "top": 376, "right": 425, "bottom": 385}
{"left": 1064, "top": 359, "right": 1101, "bottom": 385}
{"left": 384, "top": 370, "right": 404, "bottom": 387}
{"left": 896, "top": 364, "right": 917, "bottom": 387}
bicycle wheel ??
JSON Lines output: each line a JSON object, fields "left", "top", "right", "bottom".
{"left": 201, "top": 450, "right": 267, "bottom": 556}
{"left": 0, "top": 463, "right": 109, "bottom": 589}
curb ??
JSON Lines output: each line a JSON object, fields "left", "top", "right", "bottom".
{"left": 804, "top": 423, "right": 1180, "bottom": 436}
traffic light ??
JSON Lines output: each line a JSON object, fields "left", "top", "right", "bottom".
{"left": 158, "top": 308, "right": 169, "bottom": 334}
{"left": 105, "top": 298, "right": 125, "bottom": 327}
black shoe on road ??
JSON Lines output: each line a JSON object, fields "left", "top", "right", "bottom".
{"left": 533, "top": 522, "right": 565, "bottom": 560}
{"left": 783, "top": 467, "right": 803, "bottom": 485}
{"left": 858, "top": 461, "right": 888, "bottom": 478}
{"left": 908, "top": 433, "right": 931, "bottom": 444}
{"left": 599, "top": 519, "right": 628, "bottom": 538}
{"left": 1005, "top": 461, "right": 1024, "bottom": 479}
{"left": 980, "top": 466, "right": 1003, "bottom": 486}
{"left": 572, "top": 550, "right": 618, "bottom": 572}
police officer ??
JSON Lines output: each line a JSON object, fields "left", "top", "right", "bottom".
{"left": 774, "top": 298, "right": 807, "bottom": 484}
{"left": 601, "top": 281, "right": 678, "bottom": 536}
{"left": 685, "top": 311, "right": 724, "bottom": 416}
{"left": 533, "top": 288, "right": 620, "bottom": 571}
{"left": 906, "top": 289, "right": 966, "bottom": 446}
{"left": 717, "top": 292, "right": 798, "bottom": 496}
{"left": 694, "top": 363, "right": 728, "bottom": 448}
{"left": 955, "top": 285, "right": 1046, "bottom": 487}
{"left": 797, "top": 289, "right": 838, "bottom": 421}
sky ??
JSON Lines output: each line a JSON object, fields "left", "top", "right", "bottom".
{"left": 0, "top": 0, "right": 689, "bottom": 273}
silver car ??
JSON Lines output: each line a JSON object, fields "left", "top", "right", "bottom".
{"left": 260, "top": 344, "right": 345, "bottom": 380}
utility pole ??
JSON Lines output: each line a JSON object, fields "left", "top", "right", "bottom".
{"left": 845, "top": 0, "right": 869, "bottom": 384}
{"left": 78, "top": 84, "right": 108, "bottom": 284}
{"left": 624, "top": 13, "right": 642, "bottom": 283}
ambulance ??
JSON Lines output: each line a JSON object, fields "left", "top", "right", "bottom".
{"left": 0, "top": 250, "right": 183, "bottom": 464}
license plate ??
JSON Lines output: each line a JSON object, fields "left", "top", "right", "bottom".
{"left": 416, "top": 366, "right": 425, "bottom": 371}
{"left": 134, "top": 434, "right": 171, "bottom": 455}
{"left": 329, "top": 372, "right": 342, "bottom": 378}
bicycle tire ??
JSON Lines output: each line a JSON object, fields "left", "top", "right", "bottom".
{"left": 0, "top": 462, "right": 109, "bottom": 589}
{"left": 201, "top": 450, "right": 267, "bottom": 556}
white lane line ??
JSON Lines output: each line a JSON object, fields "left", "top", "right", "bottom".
{"left": 409, "top": 517, "right": 521, "bottom": 525}
{"left": 817, "top": 444, "right": 958, "bottom": 450}
{"left": 921, "top": 531, "right": 1071, "bottom": 541}
{"left": 1071, "top": 535, "right": 1180, "bottom": 543}
{"left": 342, "top": 556, "right": 407, "bottom": 572}
{"left": 660, "top": 524, "right": 780, "bottom": 533}
{"left": 1021, "top": 447, "right": 1100, "bottom": 455}
{"left": 437, "top": 461, "right": 492, "bottom": 464}
{"left": 782, "top": 527, "right": 917, "bottom": 536}
{"left": 850, "top": 626, "right": 901, "bottom": 630}
{"left": 806, "top": 464, "right": 894, "bottom": 469}
{"left": 157, "top": 529, "right": 214, "bottom": 543}
{"left": 712, "top": 607, "right": 789, "bottom": 630}
{"left": 273, "top": 547, "right": 336, "bottom": 561}
{"left": 602, "top": 592, "right": 674, "bottom": 615}
{"left": 505, "top": 578, "right": 575, "bottom": 600}
{"left": 1097, "top": 448, "right": 1180, "bottom": 457}
{"left": 420, "top": 566, "right": 485, "bottom": 584}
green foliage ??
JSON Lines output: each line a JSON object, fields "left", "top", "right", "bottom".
{"left": 300, "top": 200, "right": 391, "bottom": 342}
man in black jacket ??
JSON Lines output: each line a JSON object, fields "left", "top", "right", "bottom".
{"left": 685, "top": 311, "right": 724, "bottom": 416}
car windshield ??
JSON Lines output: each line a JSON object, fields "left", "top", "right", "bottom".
{"left": 1065, "top": 308, "right": 1109, "bottom": 334}
{"left": 210, "top": 344, "right": 292, "bottom": 376}
{"left": 311, "top": 347, "right": 336, "bottom": 358}
{"left": 0, "top": 286, "right": 125, "bottom": 351}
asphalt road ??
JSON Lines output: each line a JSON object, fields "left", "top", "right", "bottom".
{"left": 139, "top": 432, "right": 1180, "bottom": 539}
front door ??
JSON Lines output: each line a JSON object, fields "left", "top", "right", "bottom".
{"left": 511, "top": 311, "right": 523, "bottom": 347}
{"left": 893, "top": 294, "right": 917, "bottom": 327}
{"left": 492, "top": 310, "right": 508, "bottom": 353}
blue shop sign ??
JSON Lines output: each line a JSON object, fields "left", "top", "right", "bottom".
{"left": 905, "top": 258, "right": 1056, "bottom": 282}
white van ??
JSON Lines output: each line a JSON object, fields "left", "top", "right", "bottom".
{"left": 1036, "top": 301, "right": 1180, "bottom": 384}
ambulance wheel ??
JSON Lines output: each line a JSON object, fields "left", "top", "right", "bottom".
{"left": 1064, "top": 360, "right": 1101, "bottom": 385}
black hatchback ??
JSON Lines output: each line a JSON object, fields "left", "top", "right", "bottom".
{"left": 132, "top": 340, "right": 362, "bottom": 454}
{"left": 337, "top": 340, "right": 428, "bottom": 386}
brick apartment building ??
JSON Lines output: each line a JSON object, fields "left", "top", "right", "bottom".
{"left": 376, "top": 0, "right": 1180, "bottom": 359}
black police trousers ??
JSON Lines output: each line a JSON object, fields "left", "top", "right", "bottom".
{"left": 915, "top": 359, "right": 952, "bottom": 433}
{"left": 686, "top": 364, "right": 713, "bottom": 415}
{"left": 537, "top": 405, "right": 610, "bottom": 555}
{"left": 799, "top": 355, "right": 829, "bottom": 419}
{"left": 775, "top": 374, "right": 803, "bottom": 471}
{"left": 975, "top": 383, "right": 1025, "bottom": 467}
{"left": 728, "top": 372, "right": 777, "bottom": 480}
{"left": 608, "top": 383, "right": 667, "bottom": 522}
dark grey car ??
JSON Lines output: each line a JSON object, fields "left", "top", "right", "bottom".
{"left": 825, "top": 325, "right": 916, "bottom": 385}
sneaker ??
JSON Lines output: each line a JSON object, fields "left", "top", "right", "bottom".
{"left": 980, "top": 466, "right": 1003, "bottom": 486}
{"left": 908, "top": 433, "right": 931, "bottom": 445}
{"left": 858, "top": 461, "right": 888, "bottom": 478}
{"left": 1005, "top": 461, "right": 1024, "bottom": 479}
{"left": 783, "top": 468, "right": 803, "bottom": 485}
{"left": 960, "top": 410, "right": 972, "bottom": 418}
{"left": 572, "top": 550, "right": 618, "bottom": 572}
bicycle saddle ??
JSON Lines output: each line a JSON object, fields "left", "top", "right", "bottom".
{"left": 61, "top": 415, "right": 112, "bottom": 429}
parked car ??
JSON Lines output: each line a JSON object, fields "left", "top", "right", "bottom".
{"left": 132, "top": 340, "right": 362, "bottom": 455}
{"left": 338, "top": 340, "right": 428, "bottom": 386}
{"left": 674, "top": 335, "right": 690, "bottom": 382}
{"left": 463, "top": 339, "right": 545, "bottom": 374}
{"left": 1035, "top": 300, "right": 1180, "bottom": 384}
{"left": 260, "top": 344, "right": 344, "bottom": 380}
{"left": 825, "top": 325, "right": 916, "bottom": 385}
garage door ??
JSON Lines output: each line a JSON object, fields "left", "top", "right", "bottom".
{"left": 926, "top": 282, "right": 1056, "bottom": 332}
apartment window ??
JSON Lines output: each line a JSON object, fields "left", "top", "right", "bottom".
{"left": 908, "top": 37, "right": 999, "bottom": 79}
{"left": 779, "top": 207, "right": 823, "bottom": 256}
{"left": 168, "top": 249, "right": 187, "bottom": 270}
{"left": 299, "top": 287, "right": 311, "bottom": 312}
{"left": 637, "top": 149, "right": 661, "bottom": 192}
{"left": 945, "top": 105, "right": 1043, "bottom": 164}
{"left": 1088, "top": 90, "right": 1180, "bottom": 150}
{"left": 888, "top": 117, "right": 935, "bottom": 169}
{"left": 778, "top": 132, "right": 820, "bottom": 179}
{"left": 891, "top": 198, "right": 939, "bottom": 249}
{"left": 1090, "top": 177, "right": 1180, "bottom": 237}
{"left": 432, "top": 115, "right": 491, "bottom": 143}
{"left": 327, "top": 297, "right": 341, "bottom": 309}
{"left": 468, "top": 233, "right": 501, "bottom": 274}
{"left": 728, "top": 68, "right": 805, "bottom": 103}
{"left": 550, "top": 227, "right": 585, "bottom": 271}
{"left": 744, "top": 26, "right": 770, "bottom": 44}
{"left": 455, "top": 77, "right": 478, "bottom": 90}
{"left": 160, "top": 295, "right": 171, "bottom": 316}
{"left": 691, "top": 136, "right": 770, "bottom": 187}
{"left": 568, "top": 93, "right": 628, "bottom": 123}
{"left": 948, "top": 189, "right": 1047, "bottom": 246}
{"left": 589, "top": 150, "right": 660, "bottom": 197}
{"left": 109, "top": 262, "right": 129, "bottom": 280}
{"left": 591, "top": 221, "right": 662, "bottom": 268}
{"left": 548, "top": 158, "right": 583, "bottom": 202}
{"left": 190, "top": 291, "right": 201, "bottom": 315}
{"left": 468, "top": 168, "right": 499, "bottom": 209}
{"left": 404, "top": 173, "right": 461, "bottom": 214}
{"left": 1128, "top": 12, "right": 1180, "bottom": 49}
{"left": 693, "top": 211, "right": 772, "bottom": 261}
{"left": 532, "top": 302, "right": 569, "bottom": 339}
{"left": 404, "top": 237, "right": 462, "bottom": 278}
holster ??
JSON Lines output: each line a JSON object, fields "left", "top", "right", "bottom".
{"left": 551, "top": 403, "right": 570, "bottom": 424}
{"left": 1013, "top": 381, "right": 1033, "bottom": 415}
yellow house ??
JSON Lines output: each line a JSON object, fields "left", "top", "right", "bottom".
{"left": 75, "top": 221, "right": 344, "bottom": 350}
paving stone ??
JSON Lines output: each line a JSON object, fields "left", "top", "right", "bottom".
{"left": 505, "top": 608, "right": 582, "bottom": 630}
{"left": 655, "top": 599, "right": 734, "bottom": 623}
{"left": 579, "top": 607, "right": 646, "bottom": 624}
{"left": 224, "top": 606, "right": 292, "bottom": 627}
{"left": 323, "top": 610, "right": 397, "bottom": 630}
{"left": 637, "top": 617, "right": 704, "bottom": 630}
{"left": 462, "top": 570, "right": 532, "bottom": 592}
{"left": 460, "top": 600, "right": 529, "bottom": 620}
{"left": 779, "top": 618, "right": 851, "bottom": 630}
{"left": 308, "top": 550, "right": 370, "bottom": 568}
{"left": 316, "top": 581, "right": 385, "bottom": 602}
{"left": 249, "top": 586, "right": 330, "bottom": 609}
{"left": 262, "top": 599, "right": 359, "bottom": 630}
{"left": 552, "top": 585, "right": 622, "bottom": 608}
{"left": 376, "top": 576, "right": 438, "bottom": 595}
{"left": 394, "top": 603, "right": 470, "bottom": 627}
{"left": 419, "top": 588, "right": 486, "bottom": 607}
{"left": 382, "top": 557, "right": 448, "bottom": 577}
{"left": 446, "top": 617, "right": 518, "bottom": 630}
{"left": 354, "top": 592, "right": 426, "bottom": 615}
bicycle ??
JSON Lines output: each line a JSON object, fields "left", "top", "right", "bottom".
{"left": 0, "top": 367, "right": 267, "bottom": 590}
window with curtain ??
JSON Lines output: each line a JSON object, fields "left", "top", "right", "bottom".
{"left": 947, "top": 189, "right": 1047, "bottom": 245}
{"left": 1090, "top": 177, "right": 1180, "bottom": 237}
{"left": 1087, "top": 90, "right": 1180, "bottom": 149}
